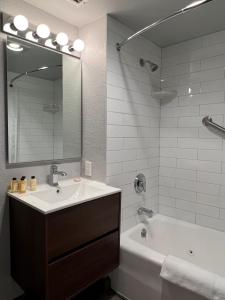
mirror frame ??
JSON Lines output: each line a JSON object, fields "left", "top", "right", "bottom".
{"left": 4, "top": 35, "right": 82, "bottom": 169}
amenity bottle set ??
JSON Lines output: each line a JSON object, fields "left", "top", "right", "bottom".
{"left": 10, "top": 176, "right": 37, "bottom": 193}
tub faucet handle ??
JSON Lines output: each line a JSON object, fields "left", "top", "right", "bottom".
{"left": 134, "top": 173, "right": 146, "bottom": 193}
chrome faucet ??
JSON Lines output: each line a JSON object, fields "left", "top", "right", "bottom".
{"left": 48, "top": 165, "right": 67, "bottom": 186}
{"left": 137, "top": 207, "right": 154, "bottom": 218}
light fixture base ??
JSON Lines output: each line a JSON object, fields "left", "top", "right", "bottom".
{"left": 67, "top": 0, "right": 88, "bottom": 7}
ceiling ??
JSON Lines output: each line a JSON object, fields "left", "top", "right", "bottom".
{"left": 24, "top": 0, "right": 225, "bottom": 47}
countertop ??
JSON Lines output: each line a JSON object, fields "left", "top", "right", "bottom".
{"left": 8, "top": 178, "right": 121, "bottom": 214}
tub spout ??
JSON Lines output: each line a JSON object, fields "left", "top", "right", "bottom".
{"left": 137, "top": 207, "right": 154, "bottom": 218}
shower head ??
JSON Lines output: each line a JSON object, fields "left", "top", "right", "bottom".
{"left": 139, "top": 58, "right": 159, "bottom": 72}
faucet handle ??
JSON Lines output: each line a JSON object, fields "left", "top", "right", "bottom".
{"left": 137, "top": 207, "right": 143, "bottom": 215}
{"left": 140, "top": 180, "right": 146, "bottom": 192}
{"left": 50, "top": 164, "right": 58, "bottom": 172}
{"left": 134, "top": 173, "right": 146, "bottom": 193}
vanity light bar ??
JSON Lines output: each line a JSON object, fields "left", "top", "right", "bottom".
{"left": 1, "top": 13, "right": 85, "bottom": 55}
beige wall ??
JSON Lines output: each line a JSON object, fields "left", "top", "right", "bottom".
{"left": 79, "top": 16, "right": 107, "bottom": 182}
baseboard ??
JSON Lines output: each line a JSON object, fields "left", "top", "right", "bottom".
{"left": 14, "top": 295, "right": 27, "bottom": 300}
{"left": 113, "top": 290, "right": 130, "bottom": 300}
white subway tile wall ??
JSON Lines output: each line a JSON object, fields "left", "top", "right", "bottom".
{"left": 7, "top": 73, "right": 55, "bottom": 162}
{"left": 159, "top": 29, "right": 225, "bottom": 232}
{"left": 106, "top": 17, "right": 161, "bottom": 231}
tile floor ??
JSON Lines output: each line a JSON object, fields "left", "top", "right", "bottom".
{"left": 15, "top": 279, "right": 123, "bottom": 300}
{"left": 75, "top": 293, "right": 121, "bottom": 300}
{"left": 15, "top": 291, "right": 121, "bottom": 300}
{"left": 73, "top": 284, "right": 122, "bottom": 300}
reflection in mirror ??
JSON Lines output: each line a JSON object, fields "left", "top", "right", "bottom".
{"left": 6, "top": 37, "right": 81, "bottom": 165}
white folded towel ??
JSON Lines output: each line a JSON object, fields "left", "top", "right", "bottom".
{"left": 213, "top": 276, "right": 225, "bottom": 300}
{"left": 160, "top": 255, "right": 217, "bottom": 299}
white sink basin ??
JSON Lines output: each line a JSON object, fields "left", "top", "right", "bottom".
{"left": 8, "top": 178, "right": 121, "bottom": 214}
{"left": 34, "top": 183, "right": 101, "bottom": 203}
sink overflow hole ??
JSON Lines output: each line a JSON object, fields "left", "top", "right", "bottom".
{"left": 188, "top": 249, "right": 194, "bottom": 256}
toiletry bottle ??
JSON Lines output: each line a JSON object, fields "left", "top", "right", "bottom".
{"left": 19, "top": 176, "right": 25, "bottom": 191}
{"left": 20, "top": 176, "right": 27, "bottom": 193}
{"left": 11, "top": 177, "right": 18, "bottom": 193}
{"left": 18, "top": 176, "right": 25, "bottom": 191}
{"left": 30, "top": 176, "right": 37, "bottom": 191}
{"left": 18, "top": 177, "right": 21, "bottom": 192}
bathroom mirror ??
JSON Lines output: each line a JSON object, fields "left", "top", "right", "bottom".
{"left": 6, "top": 36, "right": 81, "bottom": 167}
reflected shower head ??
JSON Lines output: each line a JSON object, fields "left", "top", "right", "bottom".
{"left": 139, "top": 58, "right": 159, "bottom": 72}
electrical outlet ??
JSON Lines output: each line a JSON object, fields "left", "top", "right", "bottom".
{"left": 84, "top": 160, "right": 92, "bottom": 177}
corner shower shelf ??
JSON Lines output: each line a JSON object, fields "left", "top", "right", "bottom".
{"left": 151, "top": 90, "right": 177, "bottom": 101}
{"left": 202, "top": 116, "right": 225, "bottom": 134}
{"left": 43, "top": 104, "right": 61, "bottom": 113}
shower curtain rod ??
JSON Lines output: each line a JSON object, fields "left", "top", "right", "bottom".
{"left": 9, "top": 65, "right": 62, "bottom": 87}
{"left": 116, "top": 0, "right": 215, "bottom": 51}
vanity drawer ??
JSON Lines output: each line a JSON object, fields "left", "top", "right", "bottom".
{"left": 46, "top": 193, "right": 121, "bottom": 260}
{"left": 48, "top": 231, "right": 119, "bottom": 300}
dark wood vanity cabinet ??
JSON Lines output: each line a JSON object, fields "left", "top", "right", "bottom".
{"left": 9, "top": 193, "right": 121, "bottom": 300}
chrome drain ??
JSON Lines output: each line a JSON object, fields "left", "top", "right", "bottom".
{"left": 141, "top": 228, "right": 147, "bottom": 238}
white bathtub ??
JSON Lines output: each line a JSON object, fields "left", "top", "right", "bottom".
{"left": 111, "top": 214, "right": 225, "bottom": 300}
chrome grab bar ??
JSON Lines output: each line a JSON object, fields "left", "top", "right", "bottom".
{"left": 202, "top": 116, "right": 225, "bottom": 134}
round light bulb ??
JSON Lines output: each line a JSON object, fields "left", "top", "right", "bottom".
{"left": 26, "top": 31, "right": 38, "bottom": 42}
{"left": 7, "top": 42, "right": 23, "bottom": 52}
{"left": 73, "top": 39, "right": 85, "bottom": 52}
{"left": 45, "top": 39, "right": 56, "bottom": 49}
{"left": 56, "top": 32, "right": 69, "bottom": 46}
{"left": 36, "top": 24, "right": 50, "bottom": 39}
{"left": 3, "top": 23, "right": 17, "bottom": 35}
{"left": 13, "top": 15, "right": 28, "bottom": 31}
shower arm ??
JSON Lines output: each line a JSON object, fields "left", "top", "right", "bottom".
{"left": 116, "top": 0, "right": 214, "bottom": 51}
